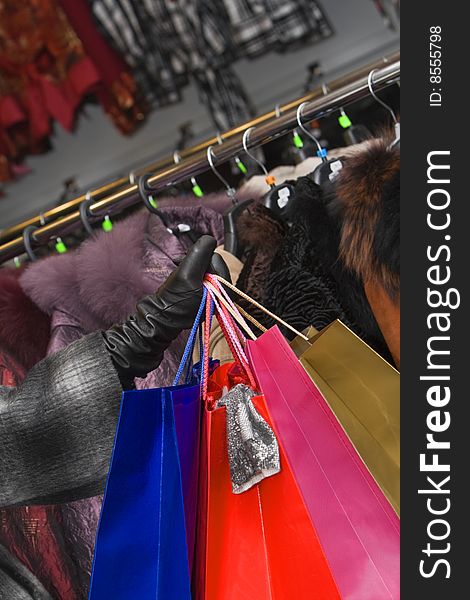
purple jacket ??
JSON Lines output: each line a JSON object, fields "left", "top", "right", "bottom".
{"left": 20, "top": 205, "right": 224, "bottom": 598}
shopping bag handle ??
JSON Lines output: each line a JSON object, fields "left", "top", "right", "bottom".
{"left": 172, "top": 286, "right": 208, "bottom": 386}
{"left": 204, "top": 279, "right": 257, "bottom": 341}
{"left": 201, "top": 283, "right": 257, "bottom": 398}
{"left": 205, "top": 274, "right": 274, "bottom": 341}
{"left": 205, "top": 287, "right": 256, "bottom": 385}
{"left": 212, "top": 275, "right": 309, "bottom": 341}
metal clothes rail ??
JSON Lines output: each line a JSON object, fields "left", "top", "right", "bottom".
{"left": 0, "top": 52, "right": 399, "bottom": 264}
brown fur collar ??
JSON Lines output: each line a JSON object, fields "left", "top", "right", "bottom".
{"left": 334, "top": 134, "right": 400, "bottom": 300}
{"left": 237, "top": 202, "right": 288, "bottom": 253}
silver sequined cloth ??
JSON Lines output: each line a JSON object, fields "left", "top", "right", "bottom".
{"left": 217, "top": 384, "right": 280, "bottom": 494}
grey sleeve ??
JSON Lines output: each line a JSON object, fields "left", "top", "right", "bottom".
{"left": 0, "top": 542, "right": 53, "bottom": 600}
{"left": 0, "top": 332, "right": 123, "bottom": 507}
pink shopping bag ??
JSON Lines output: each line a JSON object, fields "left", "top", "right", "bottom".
{"left": 247, "top": 326, "right": 400, "bottom": 600}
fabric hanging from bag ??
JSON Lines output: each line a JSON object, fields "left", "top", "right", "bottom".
{"left": 217, "top": 383, "right": 280, "bottom": 493}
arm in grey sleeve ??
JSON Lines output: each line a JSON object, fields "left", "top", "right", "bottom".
{"left": 0, "top": 332, "right": 123, "bottom": 507}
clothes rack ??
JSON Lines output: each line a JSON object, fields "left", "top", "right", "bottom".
{"left": 0, "top": 53, "right": 399, "bottom": 265}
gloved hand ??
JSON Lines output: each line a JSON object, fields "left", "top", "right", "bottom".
{"left": 103, "top": 235, "right": 227, "bottom": 388}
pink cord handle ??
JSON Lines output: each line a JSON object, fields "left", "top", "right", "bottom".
{"left": 202, "top": 277, "right": 257, "bottom": 394}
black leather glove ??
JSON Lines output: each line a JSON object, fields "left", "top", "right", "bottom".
{"left": 102, "top": 235, "right": 226, "bottom": 388}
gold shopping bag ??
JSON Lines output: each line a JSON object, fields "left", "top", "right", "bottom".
{"left": 291, "top": 320, "right": 400, "bottom": 515}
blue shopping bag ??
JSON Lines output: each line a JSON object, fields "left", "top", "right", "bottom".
{"left": 89, "top": 292, "right": 209, "bottom": 599}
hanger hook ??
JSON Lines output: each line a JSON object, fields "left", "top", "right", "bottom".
{"left": 80, "top": 192, "right": 95, "bottom": 236}
{"left": 207, "top": 146, "right": 236, "bottom": 198}
{"left": 22, "top": 225, "right": 38, "bottom": 262}
{"left": 218, "top": 131, "right": 247, "bottom": 176}
{"left": 296, "top": 102, "right": 324, "bottom": 156}
{"left": 368, "top": 69, "right": 397, "bottom": 123}
{"left": 242, "top": 127, "right": 268, "bottom": 176}
{"left": 138, "top": 173, "right": 161, "bottom": 215}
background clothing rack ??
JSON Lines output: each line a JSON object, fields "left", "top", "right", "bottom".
{"left": 0, "top": 53, "right": 399, "bottom": 265}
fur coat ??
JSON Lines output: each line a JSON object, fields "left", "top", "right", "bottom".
{"left": 235, "top": 202, "right": 289, "bottom": 324}
{"left": 261, "top": 175, "right": 392, "bottom": 361}
{"left": 333, "top": 135, "right": 400, "bottom": 366}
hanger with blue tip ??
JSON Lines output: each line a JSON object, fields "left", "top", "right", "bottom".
{"left": 296, "top": 101, "right": 343, "bottom": 187}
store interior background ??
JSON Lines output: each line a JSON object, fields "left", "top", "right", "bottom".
{"left": 0, "top": 0, "right": 399, "bottom": 230}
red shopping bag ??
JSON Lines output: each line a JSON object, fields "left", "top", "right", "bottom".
{"left": 193, "top": 282, "right": 341, "bottom": 600}
{"left": 195, "top": 362, "right": 341, "bottom": 600}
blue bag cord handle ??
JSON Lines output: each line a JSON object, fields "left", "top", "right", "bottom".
{"left": 172, "top": 287, "right": 208, "bottom": 386}
{"left": 183, "top": 294, "right": 214, "bottom": 385}
{"left": 198, "top": 296, "right": 215, "bottom": 394}
{"left": 183, "top": 295, "right": 212, "bottom": 384}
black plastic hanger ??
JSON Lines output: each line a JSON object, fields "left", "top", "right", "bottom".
{"left": 22, "top": 225, "right": 39, "bottom": 262}
{"left": 80, "top": 191, "right": 114, "bottom": 235}
{"left": 311, "top": 156, "right": 345, "bottom": 187}
{"left": 337, "top": 105, "right": 372, "bottom": 145}
{"left": 295, "top": 102, "right": 345, "bottom": 188}
{"left": 241, "top": 126, "right": 297, "bottom": 220}
{"left": 224, "top": 199, "right": 254, "bottom": 257}
{"left": 206, "top": 145, "right": 250, "bottom": 257}
{"left": 139, "top": 172, "right": 205, "bottom": 243}
{"left": 138, "top": 173, "right": 171, "bottom": 225}
{"left": 343, "top": 124, "right": 372, "bottom": 145}
{"left": 79, "top": 192, "right": 96, "bottom": 236}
